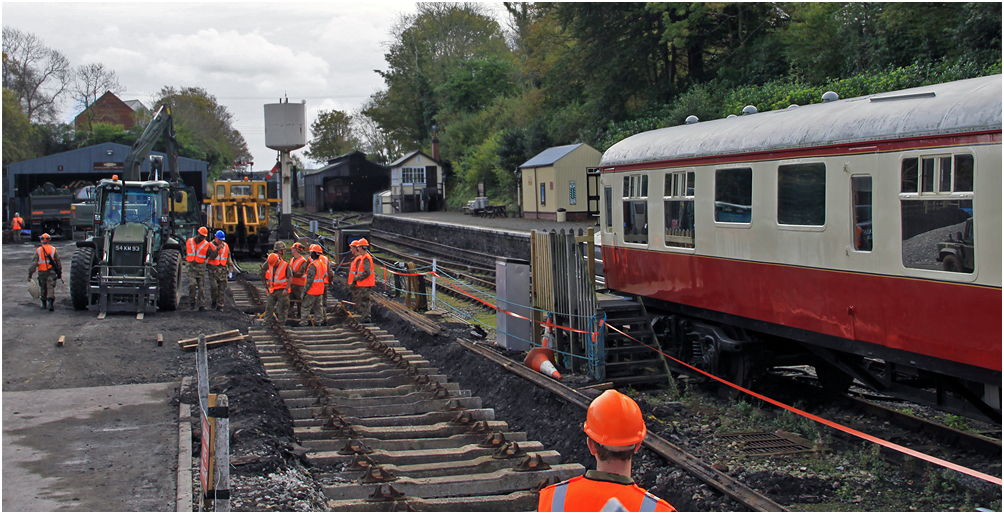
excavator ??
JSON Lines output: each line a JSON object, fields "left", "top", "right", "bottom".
{"left": 70, "top": 106, "right": 204, "bottom": 316}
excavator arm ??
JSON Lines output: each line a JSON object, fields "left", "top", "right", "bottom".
{"left": 122, "top": 105, "right": 181, "bottom": 184}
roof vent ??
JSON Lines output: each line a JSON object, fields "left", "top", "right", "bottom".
{"left": 742, "top": 105, "right": 757, "bottom": 116}
{"left": 685, "top": 115, "right": 699, "bottom": 125}
{"left": 787, "top": 104, "right": 799, "bottom": 109}
{"left": 821, "top": 91, "right": 839, "bottom": 102}
{"left": 727, "top": 114, "right": 737, "bottom": 119}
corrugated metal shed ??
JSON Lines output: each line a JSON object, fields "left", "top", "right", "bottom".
{"left": 521, "top": 143, "right": 584, "bottom": 168}
{"left": 7, "top": 142, "right": 208, "bottom": 197}
{"left": 601, "top": 74, "right": 1003, "bottom": 167}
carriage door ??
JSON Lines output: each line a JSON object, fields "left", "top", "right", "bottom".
{"left": 586, "top": 167, "right": 600, "bottom": 218}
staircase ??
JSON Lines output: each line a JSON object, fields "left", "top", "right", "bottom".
{"left": 598, "top": 297, "right": 671, "bottom": 388}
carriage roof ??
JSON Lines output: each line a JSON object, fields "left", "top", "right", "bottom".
{"left": 600, "top": 74, "right": 1002, "bottom": 167}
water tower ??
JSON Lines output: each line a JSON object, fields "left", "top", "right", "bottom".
{"left": 264, "top": 99, "right": 306, "bottom": 239}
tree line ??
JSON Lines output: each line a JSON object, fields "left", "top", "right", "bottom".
{"left": 2, "top": 26, "right": 251, "bottom": 178}
{"left": 309, "top": 2, "right": 1000, "bottom": 208}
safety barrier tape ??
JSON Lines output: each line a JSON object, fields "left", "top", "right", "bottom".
{"left": 604, "top": 323, "right": 1002, "bottom": 486}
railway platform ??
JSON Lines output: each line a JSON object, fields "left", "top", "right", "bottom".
{"left": 379, "top": 210, "right": 598, "bottom": 236}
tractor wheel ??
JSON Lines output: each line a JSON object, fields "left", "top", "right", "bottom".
{"left": 158, "top": 249, "right": 182, "bottom": 311}
{"left": 70, "top": 247, "right": 94, "bottom": 310}
{"left": 942, "top": 254, "right": 961, "bottom": 272}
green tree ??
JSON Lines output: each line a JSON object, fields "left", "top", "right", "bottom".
{"left": 305, "top": 108, "right": 355, "bottom": 163}
{"left": 152, "top": 86, "right": 250, "bottom": 178}
{"left": 2, "top": 88, "right": 36, "bottom": 168}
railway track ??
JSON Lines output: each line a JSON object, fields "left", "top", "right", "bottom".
{"left": 245, "top": 316, "right": 584, "bottom": 509}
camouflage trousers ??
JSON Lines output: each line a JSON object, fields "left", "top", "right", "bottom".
{"left": 289, "top": 285, "right": 304, "bottom": 319}
{"left": 187, "top": 263, "right": 207, "bottom": 309}
{"left": 351, "top": 286, "right": 372, "bottom": 321}
{"left": 37, "top": 270, "right": 57, "bottom": 300}
{"left": 263, "top": 289, "right": 289, "bottom": 324}
{"left": 208, "top": 265, "right": 228, "bottom": 309}
{"left": 300, "top": 293, "right": 325, "bottom": 326}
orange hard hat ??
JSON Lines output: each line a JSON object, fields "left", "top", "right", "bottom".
{"left": 356, "top": 238, "right": 369, "bottom": 247}
{"left": 309, "top": 244, "right": 322, "bottom": 253}
{"left": 40, "top": 233, "right": 51, "bottom": 241}
{"left": 291, "top": 242, "right": 305, "bottom": 251}
{"left": 267, "top": 253, "right": 279, "bottom": 266}
{"left": 198, "top": 227, "right": 208, "bottom": 236}
{"left": 349, "top": 239, "right": 359, "bottom": 247}
{"left": 583, "top": 389, "right": 647, "bottom": 447}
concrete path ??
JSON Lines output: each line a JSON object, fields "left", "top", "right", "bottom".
{"left": 2, "top": 382, "right": 179, "bottom": 511}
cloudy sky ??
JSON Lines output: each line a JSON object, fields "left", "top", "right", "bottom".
{"left": 2, "top": 1, "right": 429, "bottom": 169}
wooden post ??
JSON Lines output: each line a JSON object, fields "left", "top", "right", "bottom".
{"left": 212, "top": 395, "right": 230, "bottom": 512}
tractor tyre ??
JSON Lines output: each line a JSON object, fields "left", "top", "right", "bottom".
{"left": 70, "top": 247, "right": 94, "bottom": 310}
{"left": 158, "top": 249, "right": 183, "bottom": 311}
{"left": 941, "top": 254, "right": 961, "bottom": 272}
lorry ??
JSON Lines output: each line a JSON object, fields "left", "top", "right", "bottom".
{"left": 70, "top": 106, "right": 204, "bottom": 315}
{"left": 936, "top": 217, "right": 975, "bottom": 273}
{"left": 70, "top": 185, "right": 97, "bottom": 231}
{"left": 28, "top": 183, "right": 74, "bottom": 240}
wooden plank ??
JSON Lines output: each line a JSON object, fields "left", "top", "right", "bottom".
{"left": 56, "top": 335, "right": 65, "bottom": 347}
{"left": 177, "top": 330, "right": 242, "bottom": 347}
{"left": 181, "top": 335, "right": 250, "bottom": 352}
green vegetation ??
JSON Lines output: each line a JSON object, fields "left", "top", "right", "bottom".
{"left": 356, "top": 3, "right": 1001, "bottom": 206}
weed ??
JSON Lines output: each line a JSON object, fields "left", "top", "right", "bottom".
{"left": 941, "top": 414, "right": 970, "bottom": 431}
{"left": 736, "top": 399, "right": 752, "bottom": 418}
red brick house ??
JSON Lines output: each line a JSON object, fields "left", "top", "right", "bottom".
{"left": 74, "top": 91, "right": 147, "bottom": 131}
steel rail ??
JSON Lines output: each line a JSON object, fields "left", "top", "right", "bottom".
{"left": 456, "top": 338, "right": 788, "bottom": 512}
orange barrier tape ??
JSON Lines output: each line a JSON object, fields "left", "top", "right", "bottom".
{"left": 604, "top": 323, "right": 1002, "bottom": 486}
{"left": 435, "top": 274, "right": 594, "bottom": 336}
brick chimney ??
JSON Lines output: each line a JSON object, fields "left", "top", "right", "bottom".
{"left": 432, "top": 125, "right": 440, "bottom": 161}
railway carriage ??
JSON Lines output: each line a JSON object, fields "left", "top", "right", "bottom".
{"left": 598, "top": 75, "right": 1002, "bottom": 422}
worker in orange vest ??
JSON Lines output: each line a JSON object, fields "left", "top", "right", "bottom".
{"left": 207, "top": 230, "right": 235, "bottom": 311}
{"left": 347, "top": 238, "right": 375, "bottom": 323}
{"left": 299, "top": 244, "right": 330, "bottom": 326}
{"left": 11, "top": 212, "right": 25, "bottom": 244}
{"left": 186, "top": 227, "right": 213, "bottom": 311}
{"left": 538, "top": 390, "right": 676, "bottom": 512}
{"left": 288, "top": 242, "right": 309, "bottom": 319}
{"left": 262, "top": 252, "right": 291, "bottom": 323}
{"left": 28, "top": 233, "right": 62, "bottom": 311}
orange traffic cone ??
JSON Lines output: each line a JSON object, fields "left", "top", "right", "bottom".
{"left": 525, "top": 347, "right": 561, "bottom": 380}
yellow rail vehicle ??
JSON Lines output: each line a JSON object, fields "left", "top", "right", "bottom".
{"left": 204, "top": 177, "right": 278, "bottom": 255}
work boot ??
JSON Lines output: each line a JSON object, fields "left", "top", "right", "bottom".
{"left": 48, "top": 299, "right": 54, "bottom": 311}
{"left": 216, "top": 305, "right": 224, "bottom": 312}
{"left": 198, "top": 306, "right": 206, "bottom": 312}
{"left": 41, "top": 299, "right": 47, "bottom": 309}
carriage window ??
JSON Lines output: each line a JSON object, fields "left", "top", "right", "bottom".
{"left": 901, "top": 199, "right": 974, "bottom": 273}
{"left": 778, "top": 163, "right": 825, "bottom": 226}
{"left": 954, "top": 155, "right": 973, "bottom": 192}
{"left": 623, "top": 174, "right": 648, "bottom": 244}
{"left": 664, "top": 171, "right": 695, "bottom": 248}
{"left": 604, "top": 186, "right": 613, "bottom": 232}
{"left": 715, "top": 168, "right": 752, "bottom": 223}
{"left": 851, "top": 176, "right": 872, "bottom": 251}
{"left": 901, "top": 158, "right": 918, "bottom": 193}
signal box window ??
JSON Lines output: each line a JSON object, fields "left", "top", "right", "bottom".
{"left": 402, "top": 167, "right": 425, "bottom": 184}
{"left": 604, "top": 186, "right": 613, "bottom": 232}
{"left": 622, "top": 174, "right": 648, "bottom": 244}
{"left": 851, "top": 176, "right": 872, "bottom": 251}
{"left": 715, "top": 168, "right": 752, "bottom": 223}
{"left": 899, "top": 154, "right": 975, "bottom": 273}
{"left": 664, "top": 171, "right": 695, "bottom": 248}
{"left": 778, "top": 163, "right": 826, "bottom": 226}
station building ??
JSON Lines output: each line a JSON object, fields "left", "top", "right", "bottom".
{"left": 518, "top": 143, "right": 601, "bottom": 221}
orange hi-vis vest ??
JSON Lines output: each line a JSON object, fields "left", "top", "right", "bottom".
{"left": 349, "top": 252, "right": 375, "bottom": 287}
{"left": 290, "top": 255, "right": 308, "bottom": 287}
{"left": 305, "top": 258, "right": 327, "bottom": 296}
{"left": 265, "top": 260, "right": 290, "bottom": 293}
{"left": 321, "top": 255, "right": 331, "bottom": 284}
{"left": 209, "top": 242, "right": 230, "bottom": 266}
{"left": 12, "top": 216, "right": 23, "bottom": 230}
{"left": 36, "top": 244, "right": 57, "bottom": 271}
{"left": 192, "top": 240, "right": 213, "bottom": 264}
{"left": 186, "top": 238, "right": 197, "bottom": 262}
{"left": 538, "top": 473, "right": 676, "bottom": 512}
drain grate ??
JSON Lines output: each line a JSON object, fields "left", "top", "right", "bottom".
{"left": 718, "top": 431, "right": 820, "bottom": 457}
